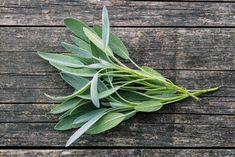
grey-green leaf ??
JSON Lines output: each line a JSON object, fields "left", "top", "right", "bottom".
{"left": 94, "top": 25, "right": 129, "bottom": 59}
{"left": 54, "top": 114, "right": 84, "bottom": 131}
{"left": 78, "top": 86, "right": 120, "bottom": 99}
{"left": 65, "top": 108, "right": 107, "bottom": 147}
{"left": 90, "top": 72, "right": 100, "bottom": 108}
{"left": 50, "top": 62, "right": 97, "bottom": 77}
{"left": 134, "top": 100, "right": 163, "bottom": 112}
{"left": 45, "top": 81, "right": 91, "bottom": 101}
{"left": 142, "top": 66, "right": 166, "bottom": 81}
{"left": 62, "top": 42, "right": 92, "bottom": 58}
{"left": 64, "top": 18, "right": 91, "bottom": 42}
{"left": 86, "top": 112, "right": 125, "bottom": 134}
{"left": 102, "top": 6, "right": 110, "bottom": 48}
{"left": 73, "top": 108, "right": 107, "bottom": 124}
{"left": 60, "top": 73, "right": 89, "bottom": 90}
{"left": 70, "top": 35, "right": 91, "bottom": 52}
{"left": 83, "top": 27, "right": 113, "bottom": 57}
{"left": 38, "top": 51, "right": 84, "bottom": 68}
{"left": 50, "top": 97, "right": 81, "bottom": 114}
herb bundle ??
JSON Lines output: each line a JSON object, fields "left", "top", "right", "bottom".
{"left": 38, "top": 6, "right": 219, "bottom": 147}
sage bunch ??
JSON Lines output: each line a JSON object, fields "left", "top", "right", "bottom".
{"left": 38, "top": 6, "right": 219, "bottom": 147}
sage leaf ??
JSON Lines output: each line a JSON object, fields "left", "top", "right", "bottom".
{"left": 50, "top": 63, "right": 97, "bottom": 77}
{"left": 65, "top": 108, "right": 108, "bottom": 147}
{"left": 135, "top": 100, "right": 163, "bottom": 112}
{"left": 90, "top": 72, "right": 100, "bottom": 108}
{"left": 54, "top": 114, "right": 84, "bottom": 131}
{"left": 45, "top": 81, "right": 91, "bottom": 101}
{"left": 78, "top": 86, "right": 120, "bottom": 99}
{"left": 50, "top": 97, "right": 81, "bottom": 114}
{"left": 38, "top": 52, "right": 84, "bottom": 68}
{"left": 60, "top": 73, "right": 89, "bottom": 90}
{"left": 102, "top": 6, "right": 110, "bottom": 48}
{"left": 62, "top": 42, "right": 92, "bottom": 58}
{"left": 83, "top": 27, "right": 113, "bottom": 57}
{"left": 94, "top": 25, "right": 129, "bottom": 59}
{"left": 70, "top": 35, "right": 91, "bottom": 52}
{"left": 123, "top": 110, "right": 136, "bottom": 121}
{"left": 142, "top": 66, "right": 166, "bottom": 81}
{"left": 86, "top": 112, "right": 125, "bottom": 134}
{"left": 73, "top": 108, "right": 107, "bottom": 124}
{"left": 64, "top": 18, "right": 91, "bottom": 42}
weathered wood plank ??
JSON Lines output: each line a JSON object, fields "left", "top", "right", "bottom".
{"left": 1, "top": 27, "right": 234, "bottom": 72}
{"left": 0, "top": 70, "right": 233, "bottom": 103}
{"left": 0, "top": 149, "right": 235, "bottom": 157}
{"left": 0, "top": 1, "right": 235, "bottom": 26}
{"left": 0, "top": 97, "right": 234, "bottom": 123}
{"left": 0, "top": 113, "right": 234, "bottom": 147}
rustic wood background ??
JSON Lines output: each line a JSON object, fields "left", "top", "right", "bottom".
{"left": 0, "top": 0, "right": 235, "bottom": 156}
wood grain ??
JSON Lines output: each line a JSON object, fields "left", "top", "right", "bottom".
{"left": 0, "top": 113, "right": 234, "bottom": 147}
{"left": 0, "top": 27, "right": 234, "bottom": 72}
{"left": 0, "top": 149, "right": 235, "bottom": 157}
{"left": 0, "top": 1, "right": 235, "bottom": 26}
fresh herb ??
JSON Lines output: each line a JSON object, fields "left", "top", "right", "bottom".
{"left": 38, "top": 6, "right": 219, "bottom": 147}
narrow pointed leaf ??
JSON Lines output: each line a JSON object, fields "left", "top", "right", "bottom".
{"left": 142, "top": 66, "right": 166, "bottom": 81}
{"left": 83, "top": 27, "right": 113, "bottom": 57}
{"left": 73, "top": 108, "right": 107, "bottom": 124}
{"left": 50, "top": 62, "right": 97, "bottom": 77}
{"left": 78, "top": 86, "right": 120, "bottom": 99}
{"left": 86, "top": 112, "right": 125, "bottom": 134}
{"left": 45, "top": 81, "right": 91, "bottom": 101}
{"left": 123, "top": 110, "right": 136, "bottom": 121}
{"left": 135, "top": 100, "right": 163, "bottom": 112}
{"left": 38, "top": 52, "right": 84, "bottom": 68}
{"left": 70, "top": 35, "right": 91, "bottom": 52}
{"left": 102, "top": 6, "right": 110, "bottom": 48}
{"left": 62, "top": 42, "right": 92, "bottom": 58}
{"left": 50, "top": 97, "right": 81, "bottom": 114}
{"left": 60, "top": 73, "right": 89, "bottom": 90}
{"left": 54, "top": 114, "right": 84, "bottom": 131}
{"left": 65, "top": 109, "right": 107, "bottom": 147}
{"left": 94, "top": 25, "right": 129, "bottom": 59}
{"left": 90, "top": 72, "right": 100, "bottom": 108}
{"left": 64, "top": 18, "right": 91, "bottom": 42}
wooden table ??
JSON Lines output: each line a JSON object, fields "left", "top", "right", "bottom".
{"left": 0, "top": 0, "right": 234, "bottom": 156}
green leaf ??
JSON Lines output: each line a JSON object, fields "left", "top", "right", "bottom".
{"left": 83, "top": 27, "right": 113, "bottom": 57}
{"left": 50, "top": 97, "right": 81, "bottom": 114}
{"left": 60, "top": 73, "right": 90, "bottom": 90}
{"left": 38, "top": 52, "right": 84, "bottom": 68}
{"left": 134, "top": 100, "right": 163, "bottom": 112}
{"left": 64, "top": 18, "right": 91, "bottom": 42}
{"left": 65, "top": 108, "right": 108, "bottom": 147}
{"left": 78, "top": 86, "right": 120, "bottom": 99}
{"left": 102, "top": 6, "right": 110, "bottom": 48}
{"left": 94, "top": 25, "right": 129, "bottom": 59}
{"left": 62, "top": 42, "right": 92, "bottom": 58}
{"left": 86, "top": 112, "right": 125, "bottom": 134}
{"left": 54, "top": 114, "right": 84, "bottom": 131}
{"left": 123, "top": 110, "right": 136, "bottom": 121}
{"left": 45, "top": 81, "right": 91, "bottom": 101}
{"left": 50, "top": 62, "right": 97, "bottom": 77}
{"left": 141, "top": 66, "right": 166, "bottom": 81}
{"left": 73, "top": 108, "right": 107, "bottom": 124}
{"left": 90, "top": 72, "right": 100, "bottom": 108}
{"left": 90, "top": 42, "right": 110, "bottom": 62}
{"left": 70, "top": 35, "right": 91, "bottom": 52}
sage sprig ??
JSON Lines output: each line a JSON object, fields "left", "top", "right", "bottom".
{"left": 37, "top": 6, "right": 219, "bottom": 147}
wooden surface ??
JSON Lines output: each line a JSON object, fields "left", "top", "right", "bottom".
{"left": 0, "top": 0, "right": 235, "bottom": 156}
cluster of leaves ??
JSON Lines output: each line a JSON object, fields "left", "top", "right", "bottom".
{"left": 38, "top": 6, "right": 219, "bottom": 147}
